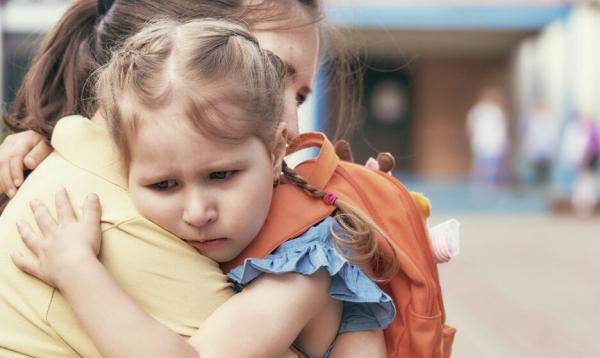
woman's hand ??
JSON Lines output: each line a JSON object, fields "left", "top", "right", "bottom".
{"left": 0, "top": 130, "right": 52, "bottom": 198}
{"left": 11, "top": 188, "right": 102, "bottom": 289}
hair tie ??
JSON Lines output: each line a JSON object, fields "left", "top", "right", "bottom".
{"left": 323, "top": 193, "right": 337, "bottom": 206}
{"left": 97, "top": 0, "right": 115, "bottom": 16}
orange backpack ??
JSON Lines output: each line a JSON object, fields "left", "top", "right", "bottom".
{"left": 223, "top": 132, "right": 456, "bottom": 357}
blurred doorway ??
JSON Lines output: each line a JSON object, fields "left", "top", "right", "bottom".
{"left": 350, "top": 60, "right": 414, "bottom": 171}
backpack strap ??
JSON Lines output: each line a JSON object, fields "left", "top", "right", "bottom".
{"left": 288, "top": 132, "right": 339, "bottom": 191}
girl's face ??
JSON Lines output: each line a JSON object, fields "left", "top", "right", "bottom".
{"left": 252, "top": 9, "right": 319, "bottom": 138}
{"left": 127, "top": 105, "right": 287, "bottom": 263}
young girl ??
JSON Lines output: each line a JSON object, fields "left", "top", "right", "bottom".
{"left": 12, "top": 19, "right": 395, "bottom": 358}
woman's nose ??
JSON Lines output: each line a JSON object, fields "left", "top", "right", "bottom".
{"left": 283, "top": 88, "right": 299, "bottom": 138}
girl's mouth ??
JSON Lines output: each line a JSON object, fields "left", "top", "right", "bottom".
{"left": 186, "top": 238, "right": 227, "bottom": 251}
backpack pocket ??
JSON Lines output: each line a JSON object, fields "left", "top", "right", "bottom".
{"left": 404, "top": 305, "right": 448, "bottom": 358}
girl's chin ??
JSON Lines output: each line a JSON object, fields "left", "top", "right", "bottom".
{"left": 186, "top": 238, "right": 240, "bottom": 262}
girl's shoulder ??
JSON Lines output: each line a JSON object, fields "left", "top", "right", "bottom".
{"left": 273, "top": 216, "right": 335, "bottom": 249}
{"left": 227, "top": 217, "right": 396, "bottom": 334}
{"left": 228, "top": 217, "right": 339, "bottom": 282}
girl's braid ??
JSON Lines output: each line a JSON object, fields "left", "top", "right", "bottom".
{"left": 280, "top": 161, "right": 399, "bottom": 282}
{"left": 281, "top": 161, "right": 324, "bottom": 199}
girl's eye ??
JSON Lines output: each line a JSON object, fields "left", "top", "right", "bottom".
{"left": 296, "top": 93, "right": 307, "bottom": 107}
{"left": 209, "top": 171, "right": 234, "bottom": 181}
{"left": 152, "top": 180, "right": 177, "bottom": 190}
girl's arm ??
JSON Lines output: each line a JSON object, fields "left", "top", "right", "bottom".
{"left": 40, "top": 250, "right": 198, "bottom": 358}
{"left": 190, "top": 270, "right": 332, "bottom": 357}
{"left": 12, "top": 189, "right": 334, "bottom": 358}
{"left": 12, "top": 189, "right": 196, "bottom": 357}
{"left": 330, "top": 330, "right": 387, "bottom": 358}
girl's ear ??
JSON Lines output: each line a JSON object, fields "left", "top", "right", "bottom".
{"left": 271, "top": 123, "right": 288, "bottom": 178}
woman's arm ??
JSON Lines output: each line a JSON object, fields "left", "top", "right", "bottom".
{"left": 12, "top": 189, "right": 334, "bottom": 358}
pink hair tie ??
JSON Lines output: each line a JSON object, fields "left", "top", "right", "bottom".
{"left": 323, "top": 193, "right": 337, "bottom": 206}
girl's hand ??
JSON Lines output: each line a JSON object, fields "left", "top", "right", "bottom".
{"left": 11, "top": 188, "right": 102, "bottom": 289}
{"left": 0, "top": 130, "right": 52, "bottom": 197}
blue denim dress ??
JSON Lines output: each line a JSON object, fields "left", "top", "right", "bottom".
{"left": 227, "top": 217, "right": 396, "bottom": 357}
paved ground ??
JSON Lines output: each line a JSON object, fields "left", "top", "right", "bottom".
{"left": 434, "top": 214, "right": 600, "bottom": 358}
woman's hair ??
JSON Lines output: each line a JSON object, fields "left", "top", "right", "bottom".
{"left": 3, "top": 0, "right": 321, "bottom": 138}
{"left": 281, "top": 162, "right": 399, "bottom": 282}
{"left": 96, "top": 18, "right": 286, "bottom": 168}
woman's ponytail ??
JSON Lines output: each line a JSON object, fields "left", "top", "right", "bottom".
{"left": 4, "top": 0, "right": 102, "bottom": 138}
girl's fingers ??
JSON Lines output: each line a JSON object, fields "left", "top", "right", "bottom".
{"left": 30, "top": 199, "right": 58, "bottom": 236}
{"left": 55, "top": 188, "right": 77, "bottom": 223}
{"left": 10, "top": 251, "right": 41, "bottom": 279}
{"left": 15, "top": 220, "right": 43, "bottom": 256}
{"left": 10, "top": 156, "right": 24, "bottom": 189}
{"left": 82, "top": 193, "right": 101, "bottom": 225}
{"left": 24, "top": 140, "right": 52, "bottom": 170}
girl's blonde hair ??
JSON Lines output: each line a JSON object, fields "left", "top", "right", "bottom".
{"left": 95, "top": 19, "right": 287, "bottom": 167}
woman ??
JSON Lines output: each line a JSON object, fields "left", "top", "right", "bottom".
{"left": 0, "top": 1, "right": 367, "bottom": 357}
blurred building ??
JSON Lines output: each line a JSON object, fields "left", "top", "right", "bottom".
{"left": 323, "top": 0, "right": 574, "bottom": 181}
{"left": 513, "top": 1, "right": 600, "bottom": 209}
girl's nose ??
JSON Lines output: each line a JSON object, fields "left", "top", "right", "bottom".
{"left": 182, "top": 198, "right": 217, "bottom": 228}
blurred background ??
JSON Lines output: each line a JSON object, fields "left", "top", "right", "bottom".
{"left": 1, "top": 0, "right": 599, "bottom": 356}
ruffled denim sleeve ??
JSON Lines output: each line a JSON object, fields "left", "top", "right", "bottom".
{"left": 227, "top": 217, "right": 396, "bottom": 333}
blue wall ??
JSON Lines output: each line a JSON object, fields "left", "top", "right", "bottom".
{"left": 326, "top": 4, "right": 572, "bottom": 30}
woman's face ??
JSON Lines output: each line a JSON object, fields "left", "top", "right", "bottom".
{"left": 251, "top": 9, "right": 320, "bottom": 138}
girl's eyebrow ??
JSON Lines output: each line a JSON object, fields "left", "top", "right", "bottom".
{"left": 135, "top": 171, "right": 175, "bottom": 183}
{"left": 138, "top": 159, "right": 247, "bottom": 182}
{"left": 200, "top": 158, "right": 248, "bottom": 173}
